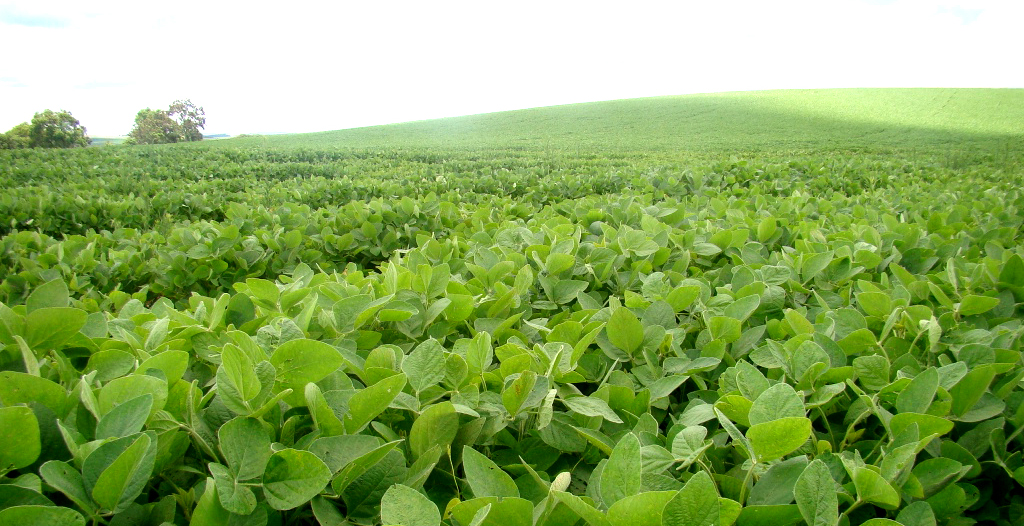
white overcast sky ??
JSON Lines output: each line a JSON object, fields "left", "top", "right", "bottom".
{"left": 1, "top": 0, "right": 1020, "bottom": 136}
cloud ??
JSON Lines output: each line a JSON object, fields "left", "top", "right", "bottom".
{"left": 0, "top": 3, "right": 73, "bottom": 27}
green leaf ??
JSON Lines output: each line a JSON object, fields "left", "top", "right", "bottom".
{"left": 408, "top": 402, "right": 458, "bottom": 460}
{"left": 26, "top": 279, "right": 70, "bottom": 313}
{"left": 889, "top": 412, "right": 953, "bottom": 440}
{"left": 0, "top": 506, "right": 85, "bottom": 526}
{"left": 736, "top": 505, "right": 804, "bottom": 526}
{"left": 90, "top": 433, "right": 156, "bottom": 514}
{"left": 950, "top": 365, "right": 995, "bottom": 418}
{"left": 218, "top": 345, "right": 262, "bottom": 413}
{"left": 852, "top": 467, "right": 900, "bottom": 510}
{"left": 25, "top": 307, "right": 87, "bottom": 351}
{"left": 748, "top": 383, "right": 804, "bottom": 426}
{"left": 448, "top": 496, "right": 534, "bottom": 526}
{"left": 380, "top": 484, "right": 441, "bottom": 526}
{"left": 0, "top": 372, "right": 66, "bottom": 416}
{"left": 607, "top": 490, "right": 675, "bottom": 526}
{"left": 856, "top": 292, "right": 891, "bottom": 317}
{"left": 896, "top": 501, "right": 937, "bottom": 526}
{"left": 246, "top": 278, "right": 279, "bottom": 307}
{"left": 794, "top": 459, "right": 838, "bottom": 526}
{"left": 608, "top": 307, "right": 644, "bottom": 355}
{"left": 502, "top": 371, "right": 538, "bottom": 417}
{"left": 95, "top": 394, "right": 153, "bottom": 439}
{"left": 40, "top": 461, "right": 94, "bottom": 513}
{"left": 563, "top": 395, "right": 623, "bottom": 424}
{"left": 600, "top": 433, "right": 642, "bottom": 507}
{"left": 270, "top": 338, "right": 343, "bottom": 406}
{"left": 263, "top": 448, "right": 332, "bottom": 510}
{"left": 958, "top": 295, "right": 999, "bottom": 316}
{"left": 402, "top": 339, "right": 445, "bottom": 394}
{"left": 746, "top": 417, "right": 811, "bottom": 462}
{"left": 209, "top": 462, "right": 257, "bottom": 515}
{"left": 748, "top": 457, "right": 807, "bottom": 505}
{"left": 189, "top": 478, "right": 230, "bottom": 526}
{"left": 462, "top": 446, "right": 519, "bottom": 498}
{"left": 311, "top": 495, "right": 350, "bottom": 526}
{"left": 551, "top": 491, "right": 612, "bottom": 526}
{"left": 98, "top": 375, "right": 167, "bottom": 419}
{"left": 663, "top": 471, "right": 720, "bottom": 526}
{"left": 343, "top": 373, "right": 407, "bottom": 433}
{"left": 218, "top": 417, "right": 273, "bottom": 481}
{"left": 896, "top": 367, "right": 939, "bottom": 414}
{"left": 341, "top": 449, "right": 408, "bottom": 518}
{"left": 0, "top": 406, "right": 41, "bottom": 470}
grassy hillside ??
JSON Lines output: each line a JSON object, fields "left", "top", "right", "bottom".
{"left": 219, "top": 88, "right": 1024, "bottom": 153}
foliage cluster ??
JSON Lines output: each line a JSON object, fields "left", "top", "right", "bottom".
{"left": 126, "top": 100, "right": 205, "bottom": 146}
{"left": 1, "top": 90, "right": 1023, "bottom": 526}
{"left": 0, "top": 110, "right": 91, "bottom": 149}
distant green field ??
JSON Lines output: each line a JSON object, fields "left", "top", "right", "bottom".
{"left": 219, "top": 88, "right": 1024, "bottom": 154}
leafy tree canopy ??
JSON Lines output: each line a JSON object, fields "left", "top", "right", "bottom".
{"left": 1, "top": 111, "right": 90, "bottom": 149}
{"left": 127, "top": 99, "right": 205, "bottom": 145}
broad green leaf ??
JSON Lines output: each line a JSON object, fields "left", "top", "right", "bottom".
{"left": 218, "top": 417, "right": 273, "bottom": 481}
{"left": 26, "top": 279, "right": 70, "bottom": 313}
{"left": 380, "top": 484, "right": 441, "bottom": 526}
{"left": 311, "top": 495, "right": 350, "bottom": 526}
{"left": 607, "top": 490, "right": 675, "bottom": 526}
{"left": 0, "top": 372, "right": 66, "bottom": 417}
{"left": 563, "top": 395, "right": 623, "bottom": 424}
{"left": 25, "top": 307, "right": 87, "bottom": 351}
{"left": 263, "top": 448, "right": 332, "bottom": 510}
{"left": 735, "top": 505, "right": 803, "bottom": 526}
{"left": 90, "top": 433, "right": 156, "bottom": 514}
{"left": 409, "top": 402, "right": 458, "bottom": 460}
{"left": 0, "top": 506, "right": 84, "bottom": 526}
{"left": 896, "top": 367, "right": 939, "bottom": 414}
{"left": 794, "top": 459, "right": 838, "bottom": 526}
{"left": 98, "top": 374, "right": 167, "bottom": 419}
{"left": 95, "top": 394, "right": 153, "bottom": 439}
{"left": 889, "top": 412, "right": 953, "bottom": 440}
{"left": 448, "top": 496, "right": 534, "bottom": 526}
{"left": 40, "top": 461, "right": 94, "bottom": 513}
{"left": 310, "top": 435, "right": 382, "bottom": 475}
{"left": 852, "top": 467, "right": 900, "bottom": 510}
{"left": 600, "top": 433, "right": 642, "bottom": 507}
{"left": 896, "top": 501, "right": 937, "bottom": 526}
{"left": 608, "top": 307, "right": 644, "bottom": 355}
{"left": 551, "top": 491, "right": 612, "bottom": 526}
{"left": 958, "top": 295, "right": 999, "bottom": 316}
{"left": 341, "top": 449, "right": 408, "bottom": 518}
{"left": 402, "top": 339, "right": 445, "bottom": 393}
{"left": 343, "top": 373, "right": 407, "bottom": 433}
{"left": 189, "top": 477, "right": 230, "bottom": 526}
{"left": 270, "top": 338, "right": 343, "bottom": 406}
{"left": 746, "top": 417, "right": 811, "bottom": 462}
{"left": 246, "top": 278, "right": 279, "bottom": 307}
{"left": 218, "top": 345, "right": 261, "bottom": 412}
{"left": 748, "top": 456, "right": 808, "bottom": 505}
{"left": 502, "top": 370, "right": 538, "bottom": 417}
{"left": 748, "top": 383, "right": 804, "bottom": 426}
{"left": 0, "top": 406, "right": 41, "bottom": 470}
{"left": 950, "top": 365, "right": 995, "bottom": 417}
{"left": 462, "top": 446, "right": 519, "bottom": 498}
{"left": 209, "top": 462, "right": 257, "bottom": 515}
{"left": 663, "top": 471, "right": 720, "bottom": 526}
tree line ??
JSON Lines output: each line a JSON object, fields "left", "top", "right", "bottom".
{"left": 1, "top": 100, "right": 206, "bottom": 149}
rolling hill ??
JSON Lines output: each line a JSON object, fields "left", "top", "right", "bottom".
{"left": 219, "top": 88, "right": 1024, "bottom": 154}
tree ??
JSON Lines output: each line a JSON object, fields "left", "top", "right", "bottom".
{"left": 28, "top": 110, "right": 91, "bottom": 148}
{"left": 127, "top": 100, "right": 205, "bottom": 145}
{"left": 126, "top": 109, "right": 182, "bottom": 145}
{"left": 168, "top": 99, "right": 205, "bottom": 142}
{"left": 0, "top": 122, "right": 31, "bottom": 149}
